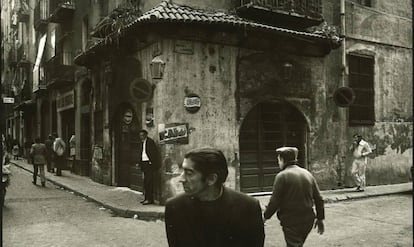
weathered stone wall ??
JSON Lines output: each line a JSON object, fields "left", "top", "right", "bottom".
{"left": 136, "top": 39, "right": 239, "bottom": 200}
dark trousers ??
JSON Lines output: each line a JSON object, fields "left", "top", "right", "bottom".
{"left": 282, "top": 220, "right": 314, "bottom": 247}
{"left": 141, "top": 161, "right": 154, "bottom": 202}
{"left": 54, "top": 155, "right": 65, "bottom": 176}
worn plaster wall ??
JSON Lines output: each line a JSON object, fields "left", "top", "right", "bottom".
{"left": 136, "top": 39, "right": 239, "bottom": 200}
{"left": 343, "top": 0, "right": 413, "bottom": 186}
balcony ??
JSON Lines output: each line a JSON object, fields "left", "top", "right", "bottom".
{"left": 45, "top": 52, "right": 75, "bottom": 89}
{"left": 34, "top": 0, "right": 49, "bottom": 31}
{"left": 16, "top": 44, "right": 31, "bottom": 67}
{"left": 49, "top": 0, "right": 75, "bottom": 23}
{"left": 237, "top": 0, "right": 323, "bottom": 29}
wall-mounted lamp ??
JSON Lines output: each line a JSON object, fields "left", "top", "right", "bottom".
{"left": 282, "top": 62, "right": 293, "bottom": 81}
{"left": 150, "top": 56, "right": 165, "bottom": 80}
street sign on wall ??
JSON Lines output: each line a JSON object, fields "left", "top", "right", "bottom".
{"left": 3, "top": 97, "right": 15, "bottom": 104}
{"left": 158, "top": 123, "right": 189, "bottom": 144}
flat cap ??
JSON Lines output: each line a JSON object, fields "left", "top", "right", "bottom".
{"left": 275, "top": 147, "right": 299, "bottom": 160}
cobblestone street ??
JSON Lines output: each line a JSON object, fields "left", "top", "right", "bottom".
{"left": 3, "top": 165, "right": 412, "bottom": 247}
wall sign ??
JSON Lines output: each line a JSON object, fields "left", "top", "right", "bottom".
{"left": 57, "top": 90, "right": 75, "bottom": 112}
{"left": 184, "top": 94, "right": 201, "bottom": 113}
{"left": 174, "top": 40, "right": 194, "bottom": 54}
{"left": 159, "top": 123, "right": 189, "bottom": 144}
{"left": 333, "top": 87, "right": 355, "bottom": 107}
{"left": 129, "top": 78, "right": 153, "bottom": 102}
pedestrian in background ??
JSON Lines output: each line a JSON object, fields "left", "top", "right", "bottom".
{"left": 165, "top": 147, "right": 264, "bottom": 247}
{"left": 350, "top": 134, "right": 372, "bottom": 192}
{"left": 30, "top": 137, "right": 47, "bottom": 187}
{"left": 137, "top": 129, "right": 160, "bottom": 205}
{"left": 12, "top": 139, "right": 20, "bottom": 160}
{"left": 45, "top": 134, "right": 55, "bottom": 173}
{"left": 53, "top": 134, "right": 66, "bottom": 176}
{"left": 264, "top": 147, "right": 324, "bottom": 247}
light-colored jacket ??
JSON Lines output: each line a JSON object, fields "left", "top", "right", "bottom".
{"left": 30, "top": 143, "right": 47, "bottom": 165}
{"left": 53, "top": 138, "right": 66, "bottom": 156}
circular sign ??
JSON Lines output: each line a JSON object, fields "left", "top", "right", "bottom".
{"left": 184, "top": 94, "right": 201, "bottom": 113}
{"left": 333, "top": 87, "right": 355, "bottom": 107}
{"left": 129, "top": 78, "right": 153, "bottom": 102}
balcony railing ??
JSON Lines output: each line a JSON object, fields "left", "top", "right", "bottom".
{"left": 45, "top": 52, "right": 75, "bottom": 88}
{"left": 7, "top": 48, "right": 17, "bottom": 67}
{"left": 238, "top": 0, "right": 323, "bottom": 29}
{"left": 34, "top": 0, "right": 49, "bottom": 31}
{"left": 49, "top": 0, "right": 75, "bottom": 23}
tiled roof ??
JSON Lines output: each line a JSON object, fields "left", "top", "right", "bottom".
{"left": 76, "top": 0, "right": 340, "bottom": 62}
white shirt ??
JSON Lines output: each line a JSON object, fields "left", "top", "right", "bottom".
{"left": 353, "top": 139, "right": 372, "bottom": 163}
{"left": 141, "top": 138, "right": 150, "bottom": 162}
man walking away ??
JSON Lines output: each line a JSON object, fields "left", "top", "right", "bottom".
{"left": 350, "top": 134, "right": 372, "bottom": 192}
{"left": 165, "top": 147, "right": 264, "bottom": 247}
{"left": 30, "top": 137, "right": 47, "bottom": 187}
{"left": 264, "top": 147, "right": 324, "bottom": 247}
{"left": 137, "top": 130, "right": 160, "bottom": 205}
{"left": 53, "top": 134, "right": 66, "bottom": 176}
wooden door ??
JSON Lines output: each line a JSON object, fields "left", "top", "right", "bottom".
{"left": 239, "top": 101, "right": 307, "bottom": 193}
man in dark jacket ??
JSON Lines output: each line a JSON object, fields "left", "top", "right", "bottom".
{"left": 137, "top": 129, "right": 160, "bottom": 205}
{"left": 45, "top": 134, "right": 55, "bottom": 173}
{"left": 264, "top": 147, "right": 324, "bottom": 247}
{"left": 165, "top": 147, "right": 264, "bottom": 247}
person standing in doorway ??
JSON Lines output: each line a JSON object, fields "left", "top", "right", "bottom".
{"left": 350, "top": 134, "right": 372, "bottom": 192}
{"left": 136, "top": 129, "right": 160, "bottom": 205}
{"left": 30, "top": 137, "right": 47, "bottom": 187}
{"left": 165, "top": 147, "right": 264, "bottom": 247}
{"left": 53, "top": 134, "right": 66, "bottom": 176}
{"left": 264, "top": 147, "right": 325, "bottom": 247}
{"left": 45, "top": 134, "right": 55, "bottom": 173}
{"left": 69, "top": 134, "right": 76, "bottom": 173}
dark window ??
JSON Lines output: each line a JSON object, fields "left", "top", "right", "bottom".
{"left": 352, "top": 0, "right": 371, "bottom": 7}
{"left": 348, "top": 54, "right": 375, "bottom": 126}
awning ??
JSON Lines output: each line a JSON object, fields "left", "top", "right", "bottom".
{"left": 33, "top": 34, "right": 47, "bottom": 93}
{"left": 13, "top": 99, "right": 36, "bottom": 111}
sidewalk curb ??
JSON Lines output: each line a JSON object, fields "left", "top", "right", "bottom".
{"left": 11, "top": 161, "right": 412, "bottom": 221}
{"left": 11, "top": 161, "right": 164, "bottom": 220}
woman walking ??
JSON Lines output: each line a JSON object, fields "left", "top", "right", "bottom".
{"left": 30, "top": 137, "right": 47, "bottom": 187}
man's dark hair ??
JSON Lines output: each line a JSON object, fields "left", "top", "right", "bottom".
{"left": 139, "top": 129, "right": 148, "bottom": 135}
{"left": 184, "top": 147, "right": 229, "bottom": 187}
{"left": 35, "top": 137, "right": 41, "bottom": 143}
{"left": 353, "top": 133, "right": 362, "bottom": 138}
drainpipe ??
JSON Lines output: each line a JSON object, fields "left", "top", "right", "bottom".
{"left": 338, "top": 0, "right": 348, "bottom": 187}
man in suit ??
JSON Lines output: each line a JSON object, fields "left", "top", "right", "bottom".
{"left": 137, "top": 129, "right": 160, "bottom": 205}
{"left": 165, "top": 147, "right": 264, "bottom": 247}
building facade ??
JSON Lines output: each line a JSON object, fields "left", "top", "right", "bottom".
{"left": 2, "top": 0, "right": 412, "bottom": 204}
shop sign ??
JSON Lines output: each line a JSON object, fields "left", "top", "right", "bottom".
{"left": 159, "top": 123, "right": 189, "bottom": 144}
{"left": 57, "top": 90, "right": 75, "bottom": 112}
{"left": 184, "top": 94, "right": 201, "bottom": 113}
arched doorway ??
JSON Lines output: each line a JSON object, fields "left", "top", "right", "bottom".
{"left": 239, "top": 101, "right": 308, "bottom": 193}
{"left": 112, "top": 102, "right": 142, "bottom": 189}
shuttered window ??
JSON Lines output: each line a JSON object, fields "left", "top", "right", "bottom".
{"left": 348, "top": 54, "right": 375, "bottom": 126}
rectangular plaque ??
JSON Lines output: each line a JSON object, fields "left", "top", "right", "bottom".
{"left": 174, "top": 40, "right": 194, "bottom": 54}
